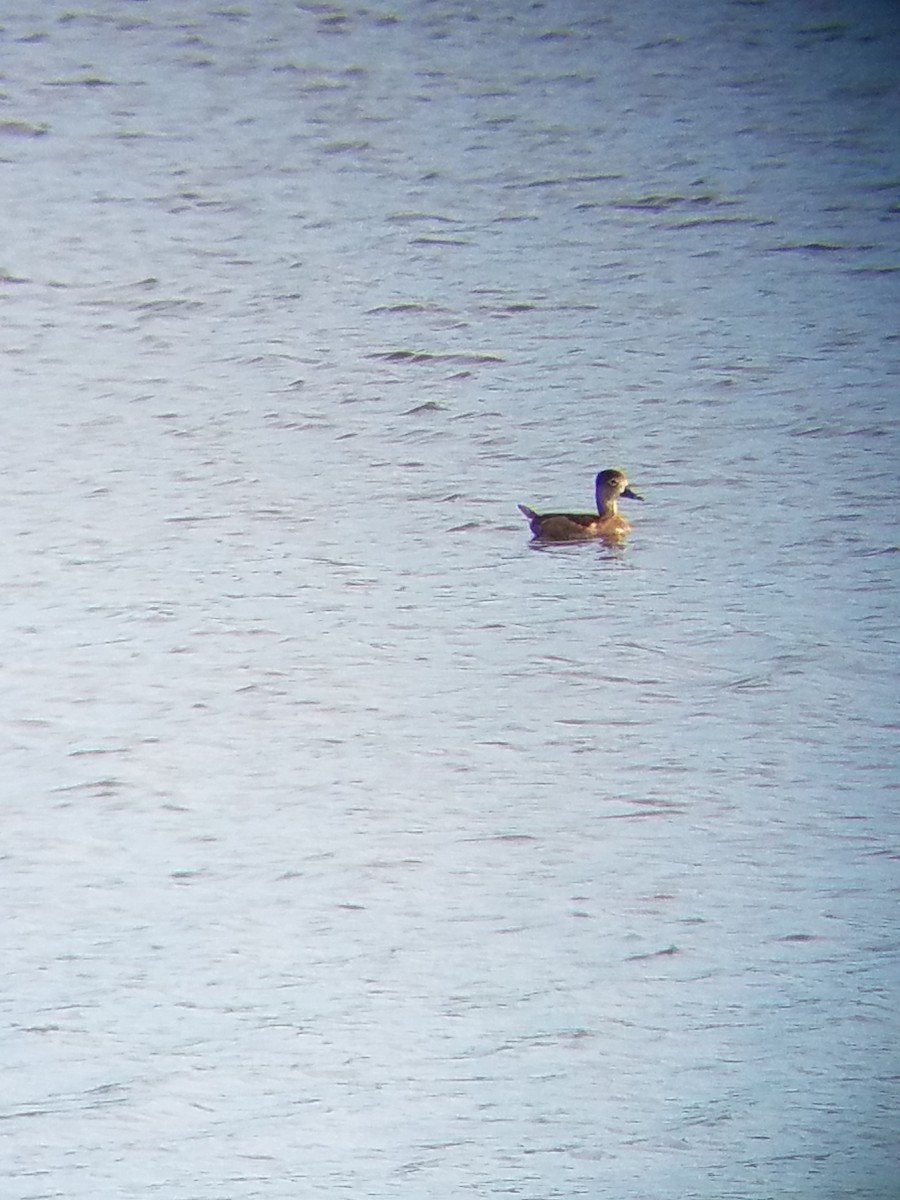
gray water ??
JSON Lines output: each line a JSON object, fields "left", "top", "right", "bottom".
{"left": 2, "top": 2, "right": 898, "bottom": 1197}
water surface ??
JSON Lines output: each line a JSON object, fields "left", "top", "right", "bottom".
{"left": 2, "top": 2, "right": 898, "bottom": 1197}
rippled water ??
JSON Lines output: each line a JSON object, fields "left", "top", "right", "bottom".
{"left": 3, "top": 2, "right": 899, "bottom": 1197}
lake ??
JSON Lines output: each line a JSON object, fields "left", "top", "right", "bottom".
{"left": 2, "top": 2, "right": 898, "bottom": 1197}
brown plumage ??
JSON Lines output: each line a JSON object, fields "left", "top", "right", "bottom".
{"left": 518, "top": 469, "right": 643, "bottom": 542}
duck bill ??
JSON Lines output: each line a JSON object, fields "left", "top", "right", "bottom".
{"left": 621, "top": 486, "right": 643, "bottom": 501}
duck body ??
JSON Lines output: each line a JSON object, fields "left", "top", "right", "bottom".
{"left": 519, "top": 469, "right": 642, "bottom": 543}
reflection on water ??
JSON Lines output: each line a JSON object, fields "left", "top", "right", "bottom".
{"left": 2, "top": 1, "right": 898, "bottom": 1196}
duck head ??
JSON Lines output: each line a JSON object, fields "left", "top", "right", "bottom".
{"left": 595, "top": 469, "right": 643, "bottom": 505}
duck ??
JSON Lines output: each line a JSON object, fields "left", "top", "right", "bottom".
{"left": 518, "top": 469, "right": 643, "bottom": 542}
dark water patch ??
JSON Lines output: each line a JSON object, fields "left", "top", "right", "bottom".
{"left": 165, "top": 514, "right": 231, "bottom": 524}
{"left": 370, "top": 350, "right": 504, "bottom": 365}
{"left": 367, "top": 303, "right": 453, "bottom": 314}
{"left": 45, "top": 77, "right": 117, "bottom": 88}
{"left": 626, "top": 945, "right": 679, "bottom": 961}
{"left": 50, "top": 777, "right": 126, "bottom": 797}
{"left": 790, "top": 421, "right": 896, "bottom": 439}
{"left": 485, "top": 833, "right": 541, "bottom": 843}
{"left": 375, "top": 350, "right": 442, "bottom": 364}
{"left": 244, "top": 354, "right": 302, "bottom": 369}
{"left": 610, "top": 193, "right": 738, "bottom": 212}
{"left": 386, "top": 211, "right": 462, "bottom": 225}
{"left": 150, "top": 189, "right": 240, "bottom": 212}
{"left": 491, "top": 212, "right": 540, "bottom": 223}
{"left": 134, "top": 298, "right": 206, "bottom": 317}
{"left": 509, "top": 173, "right": 624, "bottom": 190}
{"left": 663, "top": 215, "right": 776, "bottom": 229}
{"left": 769, "top": 241, "right": 875, "bottom": 254}
{"left": 402, "top": 401, "right": 445, "bottom": 415}
{"left": 637, "top": 35, "right": 684, "bottom": 51}
{"left": 317, "top": 13, "right": 350, "bottom": 33}
{"left": 0, "top": 120, "right": 49, "bottom": 137}
{"left": 477, "top": 301, "right": 540, "bottom": 318}
{"left": 598, "top": 807, "right": 684, "bottom": 821}
{"left": 260, "top": 416, "right": 333, "bottom": 432}
{"left": 56, "top": 10, "right": 107, "bottom": 22}
{"left": 536, "top": 29, "right": 575, "bottom": 43}
{"left": 831, "top": 81, "right": 896, "bottom": 102}
{"left": 727, "top": 674, "right": 774, "bottom": 692}
{"left": 320, "top": 139, "right": 372, "bottom": 154}
{"left": 795, "top": 23, "right": 851, "bottom": 43}
{"left": 451, "top": 412, "right": 506, "bottom": 425}
{"left": 848, "top": 546, "right": 900, "bottom": 559}
{"left": 410, "top": 236, "right": 472, "bottom": 246}
{"left": 68, "top": 747, "right": 127, "bottom": 758}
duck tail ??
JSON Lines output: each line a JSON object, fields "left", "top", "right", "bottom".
{"left": 518, "top": 504, "right": 537, "bottom": 520}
